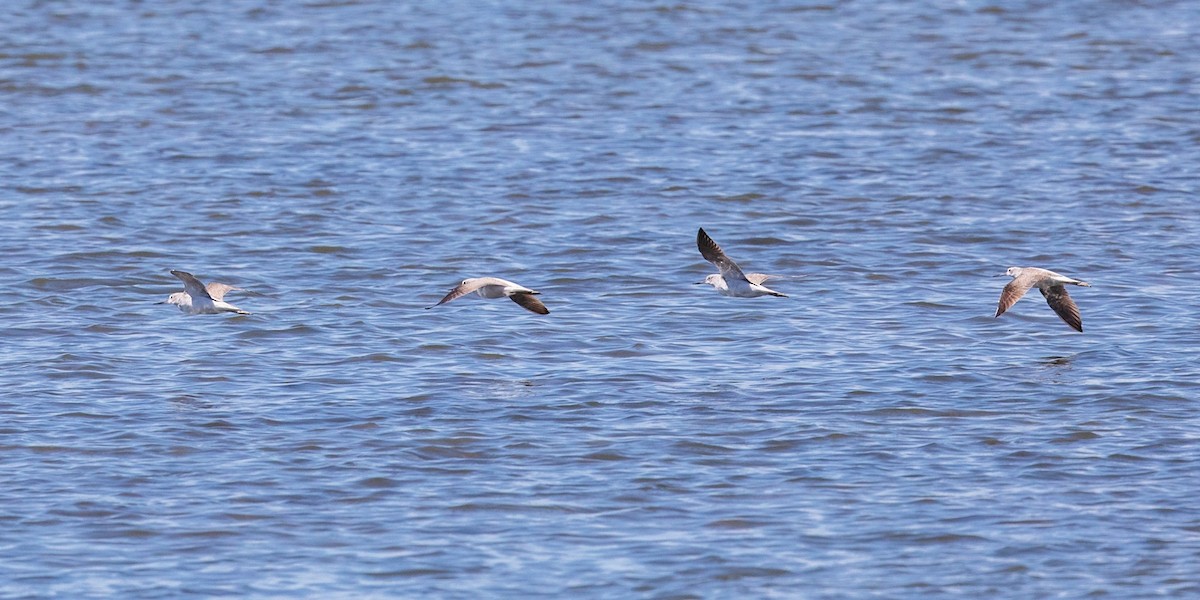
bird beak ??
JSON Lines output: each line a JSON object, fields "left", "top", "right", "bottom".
{"left": 693, "top": 281, "right": 706, "bottom": 285}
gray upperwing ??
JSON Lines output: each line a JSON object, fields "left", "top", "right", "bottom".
{"left": 697, "top": 228, "right": 748, "bottom": 281}
{"left": 170, "top": 270, "right": 213, "bottom": 300}
{"left": 428, "top": 278, "right": 484, "bottom": 309}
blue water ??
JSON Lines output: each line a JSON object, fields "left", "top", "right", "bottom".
{"left": 2, "top": 1, "right": 1199, "bottom": 597}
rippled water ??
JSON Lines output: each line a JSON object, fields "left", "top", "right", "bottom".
{"left": 2, "top": 1, "right": 1199, "bottom": 597}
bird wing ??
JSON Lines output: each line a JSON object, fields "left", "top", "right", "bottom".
{"left": 995, "top": 274, "right": 1036, "bottom": 318}
{"left": 171, "top": 270, "right": 213, "bottom": 300}
{"left": 509, "top": 293, "right": 550, "bottom": 315}
{"left": 697, "top": 228, "right": 748, "bottom": 282}
{"left": 1040, "top": 285, "right": 1082, "bottom": 332}
{"left": 205, "top": 282, "right": 242, "bottom": 301}
{"left": 428, "top": 278, "right": 486, "bottom": 308}
{"left": 745, "top": 273, "right": 774, "bottom": 285}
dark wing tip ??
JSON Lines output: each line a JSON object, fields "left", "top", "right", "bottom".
{"left": 696, "top": 227, "right": 723, "bottom": 263}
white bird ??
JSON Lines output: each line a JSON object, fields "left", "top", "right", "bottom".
{"left": 695, "top": 227, "right": 788, "bottom": 298}
{"left": 161, "top": 270, "right": 251, "bottom": 315}
{"left": 427, "top": 277, "right": 549, "bottom": 314}
{"left": 995, "top": 266, "right": 1091, "bottom": 332}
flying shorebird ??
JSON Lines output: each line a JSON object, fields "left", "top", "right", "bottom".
{"left": 695, "top": 227, "right": 788, "bottom": 298}
{"left": 427, "top": 277, "right": 549, "bottom": 314}
{"left": 160, "top": 270, "right": 251, "bottom": 315}
{"left": 995, "top": 267, "right": 1091, "bottom": 332}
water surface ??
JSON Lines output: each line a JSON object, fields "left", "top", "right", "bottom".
{"left": 2, "top": 1, "right": 1198, "bottom": 598}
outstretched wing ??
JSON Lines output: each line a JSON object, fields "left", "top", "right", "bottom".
{"left": 1040, "top": 285, "right": 1082, "bottom": 332}
{"left": 205, "top": 282, "right": 242, "bottom": 302}
{"left": 170, "top": 270, "right": 213, "bottom": 300}
{"left": 745, "top": 273, "right": 774, "bottom": 285}
{"left": 509, "top": 293, "right": 549, "bottom": 315}
{"left": 697, "top": 228, "right": 748, "bottom": 282}
{"left": 428, "top": 279, "right": 485, "bottom": 309}
{"left": 995, "top": 274, "right": 1035, "bottom": 318}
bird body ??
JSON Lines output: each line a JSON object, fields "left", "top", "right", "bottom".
{"left": 995, "top": 266, "right": 1090, "bottom": 332}
{"left": 163, "top": 270, "right": 250, "bottom": 315}
{"left": 696, "top": 228, "right": 787, "bottom": 298}
{"left": 428, "top": 277, "right": 549, "bottom": 314}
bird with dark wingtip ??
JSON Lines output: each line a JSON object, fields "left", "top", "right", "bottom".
{"left": 160, "top": 270, "right": 251, "bottom": 315}
{"left": 995, "top": 266, "right": 1091, "bottom": 332}
{"left": 427, "top": 277, "right": 550, "bottom": 314}
{"left": 695, "top": 228, "right": 788, "bottom": 298}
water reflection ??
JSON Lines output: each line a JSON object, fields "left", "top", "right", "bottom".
{"left": 1041, "top": 355, "right": 1074, "bottom": 367}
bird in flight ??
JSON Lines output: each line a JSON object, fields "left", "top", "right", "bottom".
{"left": 695, "top": 227, "right": 788, "bottom": 298}
{"left": 995, "top": 266, "right": 1091, "bottom": 332}
{"left": 162, "top": 270, "right": 251, "bottom": 315}
{"left": 427, "top": 277, "right": 550, "bottom": 314}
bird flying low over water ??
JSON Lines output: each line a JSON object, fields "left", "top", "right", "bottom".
{"left": 995, "top": 266, "right": 1091, "bottom": 332}
{"left": 161, "top": 270, "right": 251, "bottom": 315}
{"left": 695, "top": 227, "right": 788, "bottom": 298}
{"left": 427, "top": 277, "right": 550, "bottom": 314}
